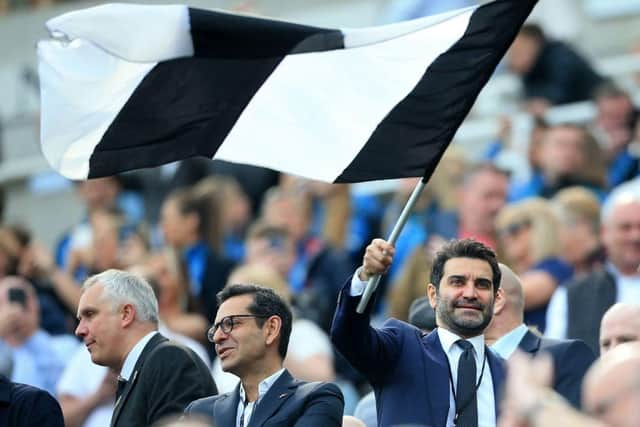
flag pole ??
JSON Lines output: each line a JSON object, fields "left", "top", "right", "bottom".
{"left": 356, "top": 177, "right": 428, "bottom": 314}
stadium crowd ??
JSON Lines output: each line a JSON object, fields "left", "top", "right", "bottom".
{"left": 1, "top": 0, "right": 640, "bottom": 426}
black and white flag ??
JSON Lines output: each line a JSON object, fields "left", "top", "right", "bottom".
{"left": 38, "top": 0, "right": 536, "bottom": 182}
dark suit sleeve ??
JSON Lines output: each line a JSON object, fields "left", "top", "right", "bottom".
{"left": 14, "top": 387, "right": 64, "bottom": 427}
{"left": 184, "top": 397, "right": 215, "bottom": 422}
{"left": 549, "top": 340, "right": 596, "bottom": 409}
{"left": 330, "top": 278, "right": 403, "bottom": 383}
{"left": 293, "top": 383, "right": 344, "bottom": 427}
{"left": 143, "top": 345, "right": 217, "bottom": 424}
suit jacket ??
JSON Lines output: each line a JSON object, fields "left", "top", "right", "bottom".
{"left": 331, "top": 280, "right": 505, "bottom": 427}
{"left": 0, "top": 375, "right": 64, "bottom": 427}
{"left": 185, "top": 369, "right": 344, "bottom": 426}
{"left": 566, "top": 269, "right": 617, "bottom": 355}
{"left": 518, "top": 330, "right": 595, "bottom": 409}
{"left": 112, "top": 333, "right": 217, "bottom": 427}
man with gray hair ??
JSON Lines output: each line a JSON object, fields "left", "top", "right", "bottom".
{"left": 75, "top": 269, "right": 217, "bottom": 427}
{"left": 546, "top": 178, "right": 640, "bottom": 354}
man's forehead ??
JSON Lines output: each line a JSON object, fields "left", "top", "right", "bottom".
{"left": 442, "top": 257, "right": 493, "bottom": 278}
{"left": 215, "top": 295, "right": 253, "bottom": 320}
{"left": 609, "top": 200, "right": 640, "bottom": 222}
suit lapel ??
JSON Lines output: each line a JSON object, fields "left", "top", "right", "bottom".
{"left": 214, "top": 387, "right": 240, "bottom": 427}
{"left": 487, "top": 348, "right": 506, "bottom": 418}
{"left": 518, "top": 330, "right": 541, "bottom": 355}
{"left": 423, "top": 331, "right": 450, "bottom": 427}
{"left": 248, "top": 370, "right": 296, "bottom": 427}
{"left": 110, "top": 333, "right": 167, "bottom": 427}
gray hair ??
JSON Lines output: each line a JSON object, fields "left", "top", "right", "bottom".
{"left": 601, "top": 178, "right": 640, "bottom": 224}
{"left": 83, "top": 269, "right": 159, "bottom": 323}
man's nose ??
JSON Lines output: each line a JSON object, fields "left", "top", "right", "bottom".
{"left": 461, "top": 281, "right": 478, "bottom": 298}
{"left": 213, "top": 326, "right": 228, "bottom": 344}
{"left": 75, "top": 321, "right": 86, "bottom": 337}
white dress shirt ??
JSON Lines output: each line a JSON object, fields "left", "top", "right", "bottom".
{"left": 545, "top": 264, "right": 640, "bottom": 339}
{"left": 120, "top": 331, "right": 157, "bottom": 381}
{"left": 437, "top": 328, "right": 496, "bottom": 427}
{"left": 237, "top": 369, "right": 285, "bottom": 427}
{"left": 350, "top": 269, "right": 496, "bottom": 426}
{"left": 490, "top": 324, "right": 528, "bottom": 359}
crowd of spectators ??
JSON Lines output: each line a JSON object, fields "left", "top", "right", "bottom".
{"left": 1, "top": 0, "right": 640, "bottom": 426}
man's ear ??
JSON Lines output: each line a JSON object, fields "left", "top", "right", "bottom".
{"left": 264, "top": 315, "right": 282, "bottom": 347}
{"left": 493, "top": 288, "right": 506, "bottom": 316}
{"left": 427, "top": 284, "right": 438, "bottom": 309}
{"left": 121, "top": 303, "right": 136, "bottom": 328}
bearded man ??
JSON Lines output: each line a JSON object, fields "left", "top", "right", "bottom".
{"left": 331, "top": 238, "right": 505, "bottom": 427}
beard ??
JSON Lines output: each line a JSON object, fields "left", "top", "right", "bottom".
{"left": 436, "top": 293, "right": 494, "bottom": 337}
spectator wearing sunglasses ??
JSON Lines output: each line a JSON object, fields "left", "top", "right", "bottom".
{"left": 496, "top": 198, "right": 574, "bottom": 333}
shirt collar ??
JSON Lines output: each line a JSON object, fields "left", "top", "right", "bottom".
{"left": 491, "top": 323, "right": 528, "bottom": 359}
{"left": 120, "top": 331, "right": 157, "bottom": 380}
{"left": 437, "top": 327, "right": 485, "bottom": 362}
{"left": 239, "top": 368, "right": 285, "bottom": 404}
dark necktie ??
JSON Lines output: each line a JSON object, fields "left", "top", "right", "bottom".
{"left": 455, "top": 340, "right": 478, "bottom": 427}
{"left": 116, "top": 376, "right": 128, "bottom": 401}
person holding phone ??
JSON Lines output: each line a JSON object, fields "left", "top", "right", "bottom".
{"left": 0, "top": 277, "right": 76, "bottom": 395}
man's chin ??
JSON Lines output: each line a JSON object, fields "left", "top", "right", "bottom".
{"left": 89, "top": 354, "right": 107, "bottom": 367}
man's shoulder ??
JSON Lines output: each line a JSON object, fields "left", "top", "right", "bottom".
{"left": 145, "top": 335, "right": 197, "bottom": 362}
{"left": 140, "top": 336, "right": 209, "bottom": 377}
{"left": 382, "top": 318, "right": 423, "bottom": 334}
{"left": 292, "top": 379, "right": 342, "bottom": 398}
{"left": 9, "top": 381, "right": 59, "bottom": 410}
{"left": 565, "top": 269, "right": 614, "bottom": 291}
{"left": 538, "top": 337, "right": 595, "bottom": 360}
{"left": 187, "top": 393, "right": 226, "bottom": 412}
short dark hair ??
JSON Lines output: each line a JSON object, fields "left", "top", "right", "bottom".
{"left": 216, "top": 284, "right": 293, "bottom": 359}
{"left": 430, "top": 239, "right": 501, "bottom": 293}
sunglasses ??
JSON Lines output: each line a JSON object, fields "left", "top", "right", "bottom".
{"left": 499, "top": 220, "right": 531, "bottom": 238}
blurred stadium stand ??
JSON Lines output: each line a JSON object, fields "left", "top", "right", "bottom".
{"left": 1, "top": 0, "right": 640, "bottom": 248}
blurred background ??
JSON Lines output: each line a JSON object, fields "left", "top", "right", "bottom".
{"left": 1, "top": 0, "right": 640, "bottom": 248}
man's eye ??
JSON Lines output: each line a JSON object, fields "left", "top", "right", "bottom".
{"left": 476, "top": 281, "right": 491, "bottom": 289}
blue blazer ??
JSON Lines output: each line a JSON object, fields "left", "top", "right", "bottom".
{"left": 518, "top": 330, "right": 595, "bottom": 408}
{"left": 331, "top": 280, "right": 505, "bottom": 427}
{"left": 185, "top": 369, "right": 344, "bottom": 426}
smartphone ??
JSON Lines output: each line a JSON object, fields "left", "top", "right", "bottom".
{"left": 8, "top": 288, "right": 27, "bottom": 310}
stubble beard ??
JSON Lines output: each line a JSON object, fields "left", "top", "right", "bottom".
{"left": 436, "top": 294, "right": 493, "bottom": 337}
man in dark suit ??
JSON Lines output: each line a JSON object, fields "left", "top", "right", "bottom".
{"left": 332, "top": 238, "right": 506, "bottom": 427}
{"left": 75, "top": 269, "right": 217, "bottom": 427}
{"left": 0, "top": 375, "right": 64, "bottom": 427}
{"left": 485, "top": 264, "right": 595, "bottom": 408}
{"left": 545, "top": 182, "right": 640, "bottom": 354}
{"left": 185, "top": 284, "right": 344, "bottom": 426}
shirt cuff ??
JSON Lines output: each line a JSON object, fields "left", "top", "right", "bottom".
{"left": 350, "top": 268, "right": 367, "bottom": 296}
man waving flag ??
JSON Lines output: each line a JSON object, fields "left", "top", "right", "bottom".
{"left": 38, "top": 0, "right": 537, "bottom": 182}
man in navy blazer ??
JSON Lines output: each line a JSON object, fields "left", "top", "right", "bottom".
{"left": 185, "top": 284, "right": 344, "bottom": 426}
{"left": 0, "top": 375, "right": 64, "bottom": 427}
{"left": 332, "top": 238, "right": 506, "bottom": 427}
{"left": 486, "top": 264, "right": 595, "bottom": 408}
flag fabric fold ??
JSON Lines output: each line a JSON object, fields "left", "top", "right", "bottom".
{"left": 38, "top": 0, "right": 537, "bottom": 182}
